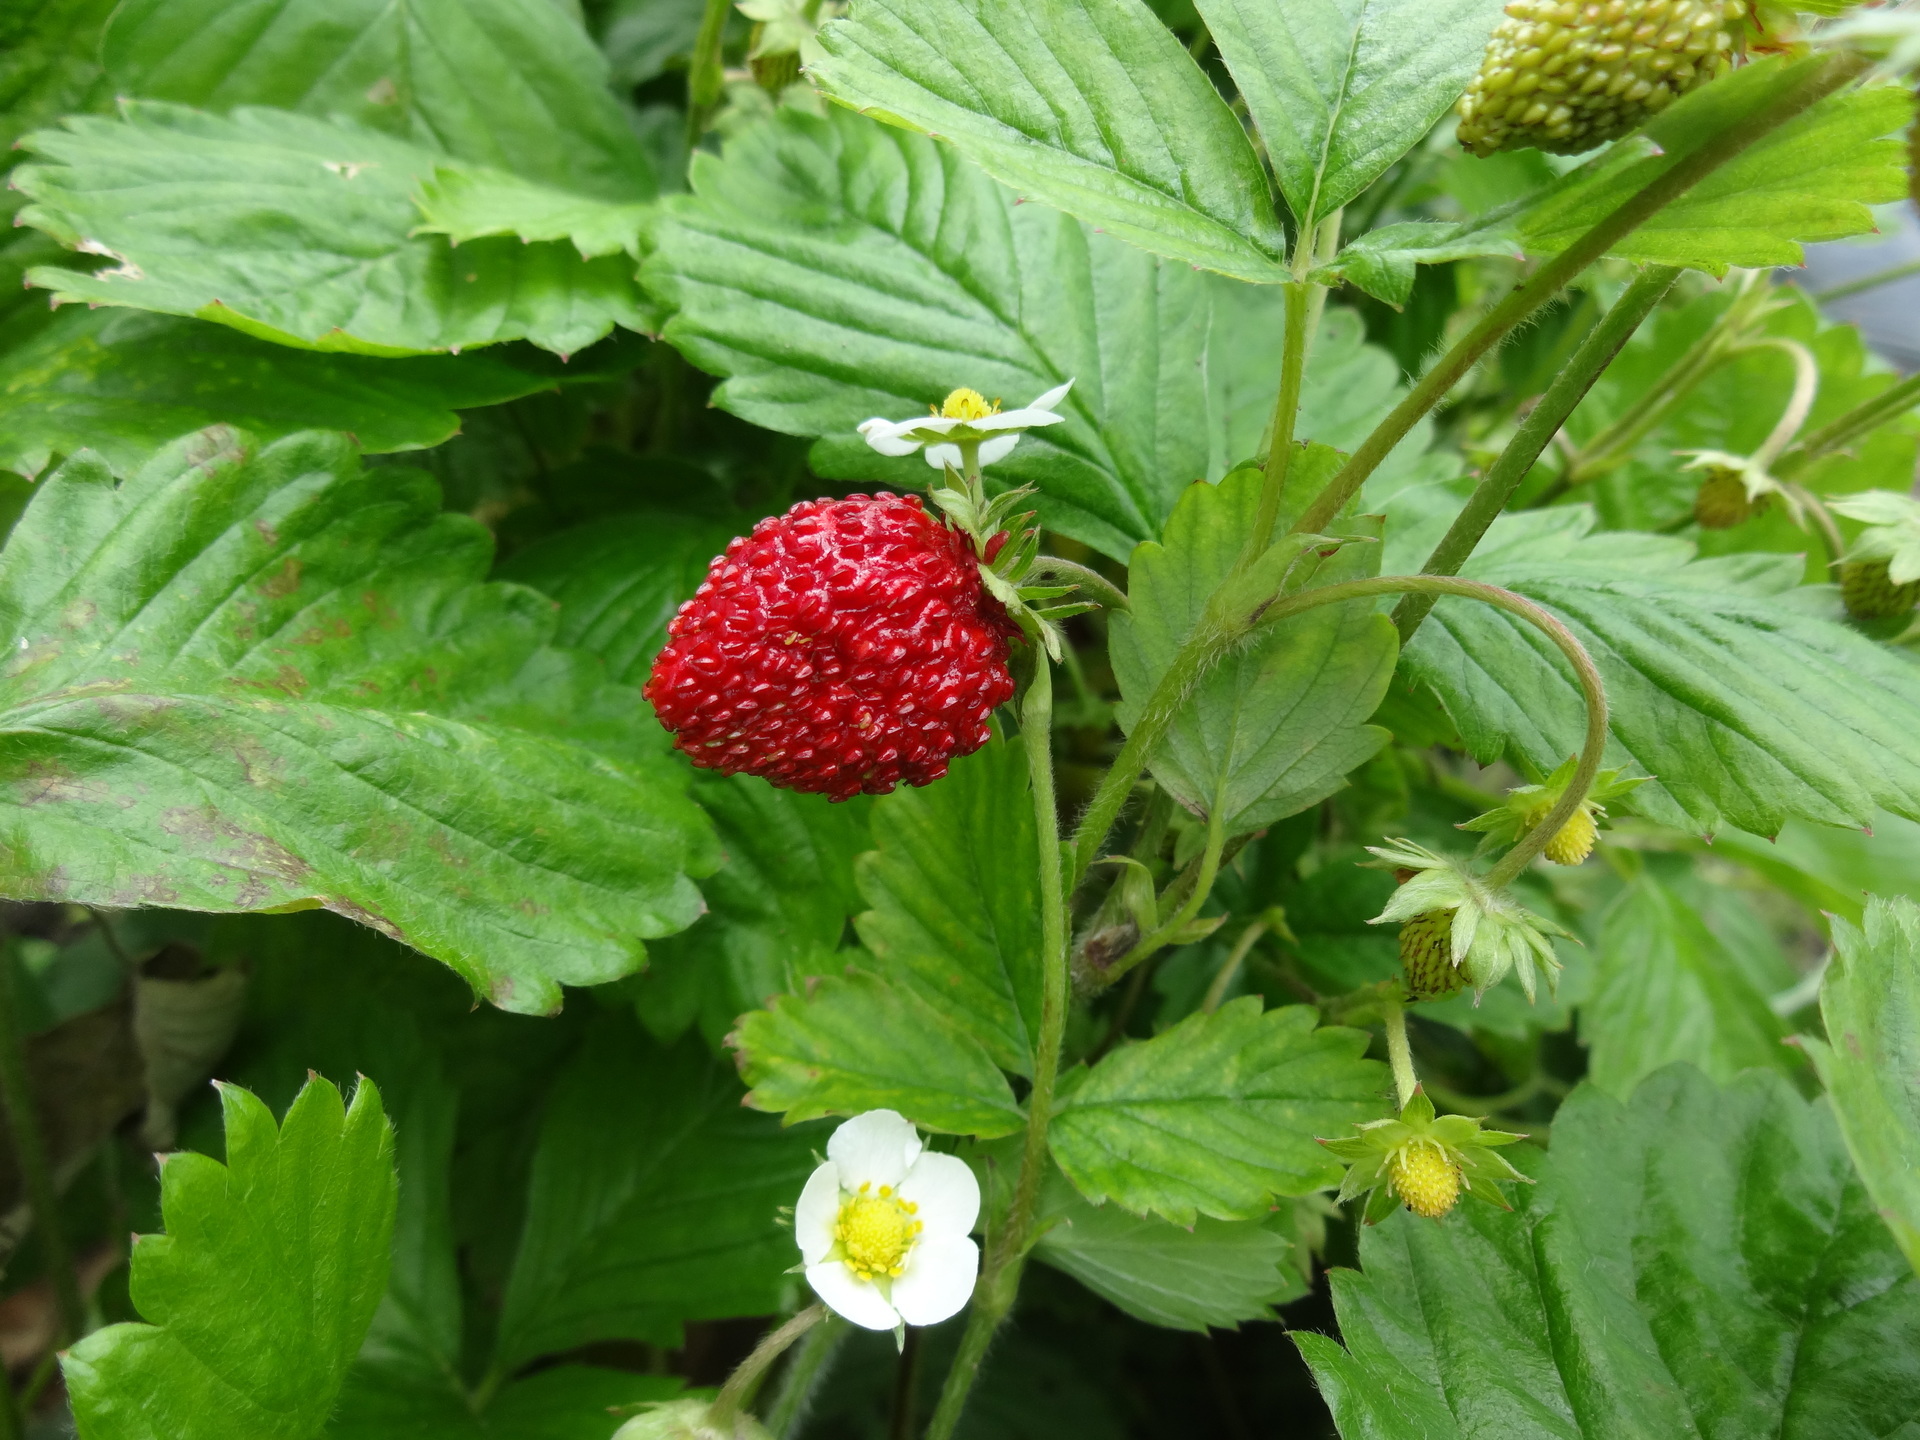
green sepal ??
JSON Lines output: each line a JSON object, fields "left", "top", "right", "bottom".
{"left": 1317, "top": 1089, "right": 1531, "bottom": 1224}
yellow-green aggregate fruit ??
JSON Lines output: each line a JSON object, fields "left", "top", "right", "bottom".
{"left": 1692, "top": 465, "right": 1769, "bottom": 529}
{"left": 1841, "top": 558, "right": 1920, "bottom": 620}
{"left": 1400, "top": 909, "right": 1468, "bottom": 1001}
{"left": 1457, "top": 0, "right": 1743, "bottom": 158}
{"left": 1389, "top": 1142, "right": 1463, "bottom": 1219}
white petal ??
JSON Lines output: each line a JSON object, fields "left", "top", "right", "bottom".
{"left": 859, "top": 419, "right": 925, "bottom": 457}
{"left": 975, "top": 434, "right": 1020, "bottom": 466}
{"left": 794, "top": 1161, "right": 842, "bottom": 1265}
{"left": 973, "top": 406, "right": 1067, "bottom": 433}
{"left": 891, "top": 1235, "right": 979, "bottom": 1327}
{"left": 1029, "top": 378, "right": 1074, "bottom": 411}
{"left": 827, "top": 1109, "right": 921, "bottom": 1188}
{"left": 897, "top": 1152, "right": 981, "bottom": 1239}
{"left": 922, "top": 442, "right": 963, "bottom": 470}
{"left": 805, "top": 1261, "right": 900, "bottom": 1330}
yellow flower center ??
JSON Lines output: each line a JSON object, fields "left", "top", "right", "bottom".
{"left": 835, "top": 1184, "right": 922, "bottom": 1281}
{"left": 939, "top": 387, "right": 999, "bottom": 421}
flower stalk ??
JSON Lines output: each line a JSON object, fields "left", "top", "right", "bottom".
{"left": 708, "top": 1305, "right": 827, "bottom": 1432}
{"left": 1382, "top": 995, "right": 1418, "bottom": 1110}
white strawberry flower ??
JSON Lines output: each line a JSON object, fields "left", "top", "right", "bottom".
{"left": 793, "top": 1109, "right": 980, "bottom": 1332}
{"left": 858, "top": 381, "right": 1073, "bottom": 471}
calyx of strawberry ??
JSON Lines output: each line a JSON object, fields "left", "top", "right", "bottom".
{"left": 1319, "top": 1089, "right": 1532, "bottom": 1224}
{"left": 927, "top": 462, "right": 1097, "bottom": 661}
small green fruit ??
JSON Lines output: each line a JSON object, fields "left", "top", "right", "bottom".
{"left": 1389, "top": 1141, "right": 1463, "bottom": 1220}
{"left": 1692, "top": 465, "right": 1769, "bottom": 530}
{"left": 1400, "top": 909, "right": 1468, "bottom": 1001}
{"left": 1456, "top": 0, "right": 1742, "bottom": 158}
{"left": 1841, "top": 557, "right": 1920, "bottom": 621}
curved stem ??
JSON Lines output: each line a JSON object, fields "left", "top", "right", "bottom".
{"left": 1100, "top": 807, "right": 1226, "bottom": 986}
{"left": 926, "top": 654, "right": 1069, "bottom": 1440}
{"left": 1022, "top": 557, "right": 1130, "bottom": 612}
{"left": 1393, "top": 265, "right": 1680, "bottom": 642}
{"left": 1742, "top": 337, "right": 1820, "bottom": 471}
{"left": 1781, "top": 481, "right": 1848, "bottom": 579}
{"left": 708, "top": 1305, "right": 826, "bottom": 1431}
{"left": 1774, "top": 371, "right": 1920, "bottom": 480}
{"left": 1293, "top": 53, "right": 1867, "bottom": 537}
{"left": 763, "top": 1315, "right": 843, "bottom": 1438}
{"left": 1201, "top": 920, "right": 1268, "bottom": 1013}
{"left": 1382, "top": 995, "right": 1418, "bottom": 1109}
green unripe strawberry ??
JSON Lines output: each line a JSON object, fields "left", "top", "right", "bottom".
{"left": 1400, "top": 909, "right": 1468, "bottom": 1001}
{"left": 1388, "top": 1141, "right": 1463, "bottom": 1219}
{"left": 1841, "top": 557, "right": 1920, "bottom": 621}
{"left": 1692, "top": 465, "right": 1769, "bottom": 530}
{"left": 1457, "top": 0, "right": 1743, "bottom": 158}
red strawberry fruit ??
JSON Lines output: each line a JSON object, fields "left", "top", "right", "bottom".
{"left": 645, "top": 493, "right": 1019, "bottom": 800}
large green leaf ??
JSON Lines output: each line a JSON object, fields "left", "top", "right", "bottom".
{"left": 1110, "top": 457, "right": 1397, "bottom": 837}
{"left": 491, "top": 1016, "right": 824, "bottom": 1371}
{"left": 1193, "top": 0, "right": 1503, "bottom": 228}
{"left": 331, "top": 1366, "right": 683, "bottom": 1440}
{"left": 1048, "top": 997, "right": 1386, "bottom": 1224}
{"left": 646, "top": 105, "right": 1423, "bottom": 559}
{"left": 1295, "top": 1065, "right": 1920, "bottom": 1439}
{"left": 731, "top": 968, "right": 1027, "bottom": 1137}
{"left": 16, "top": 104, "right": 650, "bottom": 358}
{"left": 0, "top": 307, "right": 585, "bottom": 480}
{"left": 1400, "top": 506, "right": 1920, "bottom": 836}
{"left": 1803, "top": 897, "right": 1920, "bottom": 1277}
{"left": 855, "top": 738, "right": 1042, "bottom": 1075}
{"left": 1321, "top": 62, "right": 1908, "bottom": 305}
{"left": 63, "top": 1077, "right": 396, "bottom": 1440}
{"left": 810, "top": 0, "right": 1287, "bottom": 282}
{"left": 101, "top": 0, "right": 654, "bottom": 203}
{"left": 0, "top": 428, "right": 717, "bottom": 1015}
{"left": 635, "top": 773, "right": 873, "bottom": 1046}
{"left": 1582, "top": 873, "right": 1793, "bottom": 1099}
{"left": 1030, "top": 1168, "right": 1308, "bottom": 1331}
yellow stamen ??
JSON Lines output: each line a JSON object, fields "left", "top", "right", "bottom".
{"left": 940, "top": 387, "right": 999, "bottom": 421}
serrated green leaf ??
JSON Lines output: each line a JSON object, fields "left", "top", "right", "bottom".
{"left": 1297, "top": 1065, "right": 1920, "bottom": 1439}
{"left": 102, "top": 0, "right": 654, "bottom": 203}
{"left": 413, "top": 165, "right": 654, "bottom": 260}
{"left": 636, "top": 773, "right": 873, "bottom": 1046}
{"left": 854, "top": 738, "right": 1042, "bottom": 1075}
{"left": 492, "top": 1016, "right": 824, "bottom": 1370}
{"left": 62, "top": 1076, "right": 397, "bottom": 1440}
{"left": 1582, "top": 874, "right": 1794, "bottom": 1098}
{"left": 1193, "top": 0, "right": 1504, "bottom": 229}
{"left": 646, "top": 106, "right": 1425, "bottom": 558}
{"left": 0, "top": 428, "right": 718, "bottom": 1015}
{"left": 1400, "top": 505, "right": 1920, "bottom": 836}
{"left": 1110, "top": 456, "right": 1397, "bottom": 836}
{"left": 732, "top": 968, "right": 1027, "bottom": 1137}
{"left": 330, "top": 1365, "right": 684, "bottom": 1440}
{"left": 0, "top": 307, "right": 585, "bottom": 481}
{"left": 1321, "top": 61, "right": 1907, "bottom": 304}
{"left": 16, "top": 104, "right": 650, "bottom": 358}
{"left": 495, "top": 507, "right": 745, "bottom": 688}
{"left": 1803, "top": 896, "right": 1920, "bottom": 1277}
{"left": 810, "top": 0, "right": 1287, "bottom": 282}
{"left": 1031, "top": 1167, "right": 1307, "bottom": 1331}
{"left": 1048, "top": 997, "right": 1386, "bottom": 1224}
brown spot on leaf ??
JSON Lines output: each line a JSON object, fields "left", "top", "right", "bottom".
{"left": 324, "top": 896, "right": 405, "bottom": 943}
{"left": 258, "top": 556, "right": 302, "bottom": 600}
{"left": 253, "top": 517, "right": 279, "bottom": 547}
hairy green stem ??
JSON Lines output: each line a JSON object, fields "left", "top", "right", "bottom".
{"left": 764, "top": 1316, "right": 843, "bottom": 1438}
{"left": 0, "top": 952, "right": 83, "bottom": 1350}
{"left": 1246, "top": 212, "right": 1342, "bottom": 558}
{"left": 926, "top": 655, "right": 1070, "bottom": 1440}
{"left": 1100, "top": 808, "right": 1226, "bottom": 985}
{"left": 687, "top": 0, "right": 732, "bottom": 140}
{"left": 1293, "top": 53, "right": 1867, "bottom": 537}
{"left": 709, "top": 1305, "right": 825, "bottom": 1431}
{"left": 1383, "top": 995, "right": 1418, "bottom": 1109}
{"left": 1393, "top": 265, "right": 1680, "bottom": 641}
{"left": 1557, "top": 270, "right": 1776, "bottom": 489}
{"left": 1774, "top": 371, "right": 1920, "bottom": 480}
{"left": 1746, "top": 338, "right": 1821, "bottom": 472}
{"left": 1201, "top": 920, "right": 1269, "bottom": 1013}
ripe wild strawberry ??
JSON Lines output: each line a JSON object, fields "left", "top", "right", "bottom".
{"left": 644, "top": 494, "right": 1019, "bottom": 800}
{"left": 1400, "top": 910, "right": 1468, "bottom": 1001}
{"left": 1457, "top": 0, "right": 1743, "bottom": 158}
